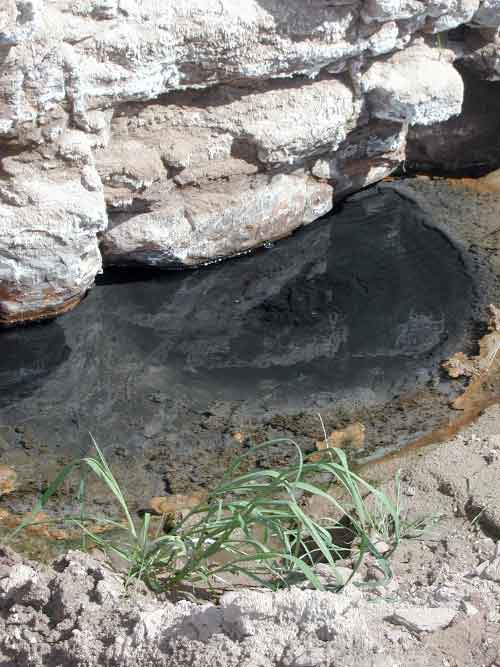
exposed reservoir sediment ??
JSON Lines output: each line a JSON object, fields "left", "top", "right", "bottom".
{"left": 3, "top": 180, "right": 498, "bottom": 522}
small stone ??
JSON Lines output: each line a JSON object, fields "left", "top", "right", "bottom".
{"left": 375, "top": 540, "right": 391, "bottom": 555}
{"left": 480, "top": 557, "right": 500, "bottom": 583}
{"left": 366, "top": 565, "right": 386, "bottom": 583}
{"left": 289, "top": 648, "right": 328, "bottom": 667}
{"left": 388, "top": 607, "right": 456, "bottom": 634}
{"left": 314, "top": 422, "right": 366, "bottom": 457}
{"left": 488, "top": 434, "right": 500, "bottom": 450}
{"left": 472, "top": 537, "right": 495, "bottom": 556}
{"left": 433, "top": 585, "right": 461, "bottom": 605}
{"left": 148, "top": 491, "right": 206, "bottom": 516}
{"left": 173, "top": 169, "right": 197, "bottom": 187}
{"left": 461, "top": 601, "right": 479, "bottom": 616}
{"left": 149, "top": 392, "right": 168, "bottom": 404}
{"left": 483, "top": 449, "right": 498, "bottom": 464}
{"left": 405, "top": 486, "right": 416, "bottom": 497}
{"left": 466, "top": 560, "right": 489, "bottom": 578}
{"left": 334, "top": 566, "right": 357, "bottom": 586}
{"left": 0, "top": 465, "right": 17, "bottom": 496}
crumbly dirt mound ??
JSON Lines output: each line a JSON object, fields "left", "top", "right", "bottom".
{"left": 2, "top": 407, "right": 500, "bottom": 666}
{"left": 0, "top": 547, "right": 499, "bottom": 667}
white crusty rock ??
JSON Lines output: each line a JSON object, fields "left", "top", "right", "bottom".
{"left": 100, "top": 77, "right": 359, "bottom": 173}
{"left": 0, "top": 549, "right": 380, "bottom": 667}
{"left": 472, "top": 0, "right": 500, "bottom": 26}
{"left": 430, "top": 0, "right": 481, "bottom": 31}
{"left": 101, "top": 173, "right": 333, "bottom": 267}
{"left": 1, "top": 0, "right": 500, "bottom": 324}
{"left": 0, "top": 0, "right": 43, "bottom": 47}
{"left": 479, "top": 556, "right": 500, "bottom": 583}
{"left": 1, "top": 0, "right": 495, "bottom": 139}
{"left": 0, "top": 562, "right": 50, "bottom": 608}
{"left": 362, "top": 0, "right": 428, "bottom": 23}
{"left": 1, "top": 547, "right": 500, "bottom": 666}
{"left": 0, "top": 156, "right": 107, "bottom": 325}
{"left": 361, "top": 43, "right": 465, "bottom": 125}
{"left": 0, "top": 1, "right": 362, "bottom": 136}
{"left": 312, "top": 121, "right": 407, "bottom": 196}
{"left": 362, "top": 0, "right": 480, "bottom": 30}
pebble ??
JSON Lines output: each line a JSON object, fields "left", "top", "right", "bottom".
{"left": 472, "top": 537, "right": 495, "bottom": 556}
{"left": 480, "top": 557, "right": 500, "bottom": 584}
{"left": 433, "top": 585, "right": 461, "bottom": 605}
{"left": 366, "top": 566, "right": 387, "bottom": 583}
{"left": 149, "top": 392, "right": 168, "bottom": 404}
{"left": 314, "top": 564, "right": 357, "bottom": 587}
{"left": 466, "top": 560, "right": 489, "bottom": 578}
{"left": 388, "top": 607, "right": 456, "bottom": 634}
{"left": 461, "top": 601, "right": 479, "bottom": 616}
{"left": 487, "top": 434, "right": 500, "bottom": 449}
{"left": 0, "top": 466, "right": 17, "bottom": 496}
{"left": 483, "top": 449, "right": 498, "bottom": 464}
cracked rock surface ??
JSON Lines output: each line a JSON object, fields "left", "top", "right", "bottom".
{"left": 1, "top": 1, "right": 500, "bottom": 323}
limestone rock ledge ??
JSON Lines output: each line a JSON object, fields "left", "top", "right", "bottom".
{"left": 0, "top": 0, "right": 499, "bottom": 324}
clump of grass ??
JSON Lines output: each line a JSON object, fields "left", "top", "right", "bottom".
{"left": 8, "top": 435, "right": 415, "bottom": 597}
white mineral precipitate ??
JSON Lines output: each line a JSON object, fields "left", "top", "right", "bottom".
{"left": 0, "top": 0, "right": 499, "bottom": 324}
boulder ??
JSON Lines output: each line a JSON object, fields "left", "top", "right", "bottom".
{"left": 0, "top": 155, "right": 107, "bottom": 325}
{"left": 361, "top": 43, "right": 464, "bottom": 125}
{"left": 407, "top": 68, "right": 500, "bottom": 173}
{"left": 101, "top": 173, "right": 333, "bottom": 267}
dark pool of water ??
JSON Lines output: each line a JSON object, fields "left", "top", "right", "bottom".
{"left": 0, "top": 187, "right": 475, "bottom": 460}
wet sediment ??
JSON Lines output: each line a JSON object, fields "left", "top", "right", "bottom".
{"left": 0, "top": 179, "right": 499, "bottom": 535}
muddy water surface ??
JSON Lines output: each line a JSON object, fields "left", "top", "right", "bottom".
{"left": 0, "top": 182, "right": 497, "bottom": 520}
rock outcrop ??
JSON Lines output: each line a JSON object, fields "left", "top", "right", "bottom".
{"left": 1, "top": 1, "right": 499, "bottom": 323}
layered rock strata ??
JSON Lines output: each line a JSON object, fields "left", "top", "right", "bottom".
{"left": 0, "top": 1, "right": 499, "bottom": 324}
